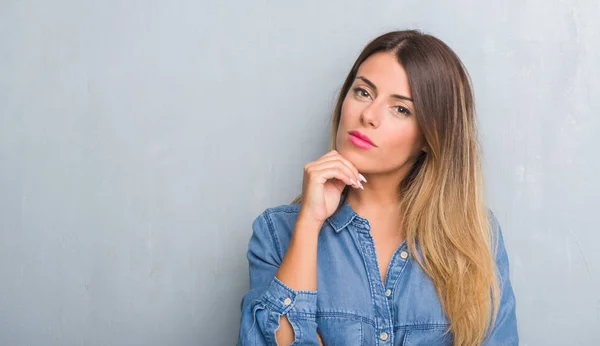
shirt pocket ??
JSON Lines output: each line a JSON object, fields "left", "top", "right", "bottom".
{"left": 401, "top": 325, "right": 453, "bottom": 346}
{"left": 316, "top": 315, "right": 362, "bottom": 346}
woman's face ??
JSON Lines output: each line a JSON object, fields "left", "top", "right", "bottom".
{"left": 336, "top": 51, "right": 426, "bottom": 175}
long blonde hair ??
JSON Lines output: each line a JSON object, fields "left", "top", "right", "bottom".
{"left": 292, "top": 30, "right": 500, "bottom": 345}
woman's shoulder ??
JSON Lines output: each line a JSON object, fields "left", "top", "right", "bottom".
{"left": 486, "top": 208, "right": 504, "bottom": 244}
{"left": 485, "top": 208, "right": 512, "bottom": 269}
{"left": 261, "top": 202, "right": 302, "bottom": 216}
{"left": 256, "top": 203, "right": 302, "bottom": 227}
{"left": 249, "top": 203, "right": 303, "bottom": 259}
{"left": 252, "top": 203, "right": 303, "bottom": 233}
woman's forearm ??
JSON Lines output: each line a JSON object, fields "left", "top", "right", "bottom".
{"left": 274, "top": 217, "right": 322, "bottom": 344}
{"left": 276, "top": 217, "right": 322, "bottom": 290}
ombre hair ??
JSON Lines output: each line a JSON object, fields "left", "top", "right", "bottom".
{"left": 292, "top": 30, "right": 501, "bottom": 345}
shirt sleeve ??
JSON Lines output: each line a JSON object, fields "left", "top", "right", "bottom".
{"left": 484, "top": 211, "right": 519, "bottom": 345}
{"left": 237, "top": 211, "right": 320, "bottom": 346}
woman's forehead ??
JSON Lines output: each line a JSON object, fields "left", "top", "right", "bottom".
{"left": 356, "top": 52, "right": 412, "bottom": 98}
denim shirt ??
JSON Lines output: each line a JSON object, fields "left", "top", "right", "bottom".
{"left": 237, "top": 199, "right": 518, "bottom": 345}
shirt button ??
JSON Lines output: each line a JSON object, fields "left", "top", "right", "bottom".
{"left": 380, "top": 332, "right": 388, "bottom": 341}
{"left": 283, "top": 298, "right": 292, "bottom": 306}
{"left": 400, "top": 251, "right": 409, "bottom": 259}
{"left": 385, "top": 289, "right": 392, "bottom": 297}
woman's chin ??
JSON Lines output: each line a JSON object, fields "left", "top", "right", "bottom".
{"left": 337, "top": 148, "right": 368, "bottom": 171}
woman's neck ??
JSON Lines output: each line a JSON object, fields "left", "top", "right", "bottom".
{"left": 346, "top": 173, "right": 403, "bottom": 220}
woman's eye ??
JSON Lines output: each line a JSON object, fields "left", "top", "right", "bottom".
{"left": 353, "top": 87, "right": 370, "bottom": 99}
{"left": 395, "top": 106, "right": 412, "bottom": 116}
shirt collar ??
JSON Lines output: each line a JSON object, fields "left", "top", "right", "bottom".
{"left": 325, "top": 198, "right": 369, "bottom": 233}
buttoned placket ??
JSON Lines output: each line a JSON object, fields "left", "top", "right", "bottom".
{"left": 350, "top": 216, "right": 411, "bottom": 345}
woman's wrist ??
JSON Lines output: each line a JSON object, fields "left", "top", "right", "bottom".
{"left": 297, "top": 208, "right": 326, "bottom": 229}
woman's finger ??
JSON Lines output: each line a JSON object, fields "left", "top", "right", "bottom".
{"left": 310, "top": 161, "right": 362, "bottom": 188}
{"left": 310, "top": 166, "right": 362, "bottom": 189}
{"left": 317, "top": 156, "right": 364, "bottom": 184}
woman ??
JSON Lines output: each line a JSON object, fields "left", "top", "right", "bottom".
{"left": 237, "top": 30, "right": 518, "bottom": 346}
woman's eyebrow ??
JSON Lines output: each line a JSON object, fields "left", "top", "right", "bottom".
{"left": 355, "top": 76, "right": 414, "bottom": 102}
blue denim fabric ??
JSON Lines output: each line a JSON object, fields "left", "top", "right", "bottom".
{"left": 237, "top": 199, "right": 518, "bottom": 345}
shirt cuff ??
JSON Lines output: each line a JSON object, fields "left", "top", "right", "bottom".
{"left": 261, "top": 276, "right": 318, "bottom": 317}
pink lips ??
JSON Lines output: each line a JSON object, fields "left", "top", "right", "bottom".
{"left": 348, "top": 131, "right": 375, "bottom": 149}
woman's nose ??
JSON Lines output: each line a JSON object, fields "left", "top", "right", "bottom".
{"left": 360, "top": 103, "right": 381, "bottom": 128}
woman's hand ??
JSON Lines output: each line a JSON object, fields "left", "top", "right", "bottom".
{"left": 299, "top": 150, "right": 366, "bottom": 224}
{"left": 275, "top": 150, "right": 361, "bottom": 344}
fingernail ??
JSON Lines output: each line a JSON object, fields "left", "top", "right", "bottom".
{"left": 350, "top": 179, "right": 356, "bottom": 186}
{"left": 358, "top": 174, "right": 367, "bottom": 183}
